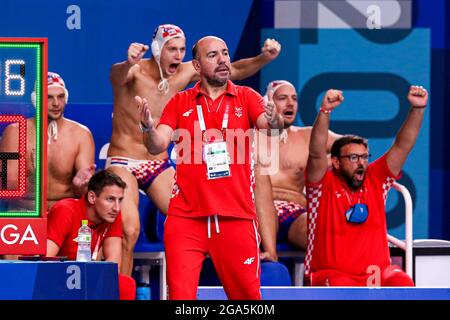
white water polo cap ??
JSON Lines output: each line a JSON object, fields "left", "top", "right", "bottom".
{"left": 151, "top": 24, "right": 185, "bottom": 94}
{"left": 264, "top": 80, "right": 295, "bottom": 101}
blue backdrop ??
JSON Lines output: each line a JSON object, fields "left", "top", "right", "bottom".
{"left": 1, "top": 0, "right": 449, "bottom": 240}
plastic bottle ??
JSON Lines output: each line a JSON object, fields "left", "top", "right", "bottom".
{"left": 76, "top": 219, "right": 92, "bottom": 262}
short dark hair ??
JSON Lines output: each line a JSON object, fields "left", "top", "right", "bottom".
{"left": 192, "top": 41, "right": 199, "bottom": 60}
{"left": 331, "top": 135, "right": 368, "bottom": 158}
{"left": 87, "top": 170, "right": 127, "bottom": 196}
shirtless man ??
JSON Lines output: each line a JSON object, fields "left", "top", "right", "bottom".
{"left": 255, "top": 80, "right": 340, "bottom": 261}
{"left": 0, "top": 72, "right": 95, "bottom": 211}
{"left": 107, "top": 24, "right": 281, "bottom": 275}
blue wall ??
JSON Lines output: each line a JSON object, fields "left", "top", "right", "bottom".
{"left": 259, "top": 0, "right": 450, "bottom": 240}
{"left": 1, "top": 0, "right": 449, "bottom": 239}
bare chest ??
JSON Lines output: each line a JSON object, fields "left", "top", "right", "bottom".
{"left": 47, "top": 136, "right": 78, "bottom": 181}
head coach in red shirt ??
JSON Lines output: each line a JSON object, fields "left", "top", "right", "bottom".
{"left": 136, "top": 36, "right": 284, "bottom": 299}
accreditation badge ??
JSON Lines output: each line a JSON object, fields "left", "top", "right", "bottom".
{"left": 203, "top": 141, "right": 231, "bottom": 179}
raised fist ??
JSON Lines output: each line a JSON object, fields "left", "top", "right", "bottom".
{"left": 128, "top": 42, "right": 149, "bottom": 65}
{"left": 321, "top": 89, "right": 344, "bottom": 112}
{"left": 408, "top": 85, "right": 428, "bottom": 108}
{"left": 261, "top": 38, "right": 281, "bottom": 61}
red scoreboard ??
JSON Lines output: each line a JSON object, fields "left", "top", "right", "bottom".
{"left": 0, "top": 38, "right": 47, "bottom": 254}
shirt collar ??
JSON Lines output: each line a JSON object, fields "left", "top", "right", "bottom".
{"left": 193, "top": 80, "right": 237, "bottom": 99}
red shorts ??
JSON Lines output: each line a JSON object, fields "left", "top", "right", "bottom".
{"left": 164, "top": 215, "right": 261, "bottom": 300}
{"left": 310, "top": 265, "right": 414, "bottom": 287}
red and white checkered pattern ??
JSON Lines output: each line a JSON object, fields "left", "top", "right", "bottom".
{"left": 130, "top": 159, "right": 165, "bottom": 180}
{"left": 171, "top": 173, "right": 180, "bottom": 199}
{"left": 304, "top": 184, "right": 323, "bottom": 277}
{"left": 382, "top": 177, "right": 396, "bottom": 202}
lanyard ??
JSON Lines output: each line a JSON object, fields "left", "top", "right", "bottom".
{"left": 196, "top": 96, "right": 229, "bottom": 142}
{"left": 343, "top": 187, "right": 365, "bottom": 207}
{"left": 91, "top": 225, "right": 109, "bottom": 261}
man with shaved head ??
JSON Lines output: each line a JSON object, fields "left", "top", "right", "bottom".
{"left": 136, "top": 36, "right": 284, "bottom": 299}
{"left": 255, "top": 80, "right": 340, "bottom": 262}
{"left": 108, "top": 24, "right": 281, "bottom": 275}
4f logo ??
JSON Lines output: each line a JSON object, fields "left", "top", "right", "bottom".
{"left": 182, "top": 109, "right": 193, "bottom": 117}
{"left": 243, "top": 257, "right": 255, "bottom": 265}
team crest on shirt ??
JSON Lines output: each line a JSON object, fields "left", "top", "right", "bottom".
{"left": 234, "top": 106, "right": 243, "bottom": 118}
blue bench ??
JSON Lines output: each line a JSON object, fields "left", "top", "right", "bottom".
{"left": 133, "top": 194, "right": 167, "bottom": 299}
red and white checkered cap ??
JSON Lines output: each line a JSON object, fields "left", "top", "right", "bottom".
{"left": 151, "top": 24, "right": 185, "bottom": 62}
{"left": 47, "top": 72, "right": 69, "bottom": 103}
{"left": 31, "top": 71, "right": 69, "bottom": 107}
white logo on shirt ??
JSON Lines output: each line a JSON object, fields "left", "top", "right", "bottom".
{"left": 243, "top": 257, "right": 255, "bottom": 265}
{"left": 182, "top": 109, "right": 194, "bottom": 117}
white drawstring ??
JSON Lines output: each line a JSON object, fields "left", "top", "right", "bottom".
{"left": 214, "top": 215, "right": 220, "bottom": 234}
{"left": 207, "top": 215, "right": 220, "bottom": 239}
{"left": 48, "top": 120, "right": 58, "bottom": 144}
{"left": 156, "top": 62, "right": 169, "bottom": 94}
{"left": 207, "top": 216, "right": 211, "bottom": 239}
{"left": 279, "top": 129, "right": 288, "bottom": 143}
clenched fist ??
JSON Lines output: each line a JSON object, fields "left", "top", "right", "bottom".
{"left": 261, "top": 38, "right": 281, "bottom": 61}
{"left": 321, "top": 89, "right": 344, "bottom": 112}
{"left": 128, "top": 42, "right": 149, "bottom": 65}
{"left": 408, "top": 85, "right": 428, "bottom": 108}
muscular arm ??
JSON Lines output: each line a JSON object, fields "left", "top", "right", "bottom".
{"left": 307, "top": 90, "right": 344, "bottom": 184}
{"left": 386, "top": 86, "right": 428, "bottom": 176}
{"left": 110, "top": 61, "right": 135, "bottom": 87}
{"left": 326, "top": 130, "right": 342, "bottom": 153}
{"left": 189, "top": 38, "right": 281, "bottom": 83}
{"left": 110, "top": 43, "right": 149, "bottom": 86}
{"left": 142, "top": 124, "right": 173, "bottom": 155}
{"left": 102, "top": 237, "right": 122, "bottom": 270}
{"left": 229, "top": 38, "right": 281, "bottom": 81}
{"left": 72, "top": 128, "right": 96, "bottom": 197}
{"left": 255, "top": 163, "right": 278, "bottom": 262}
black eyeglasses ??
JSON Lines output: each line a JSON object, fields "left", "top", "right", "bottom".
{"left": 339, "top": 153, "right": 371, "bottom": 163}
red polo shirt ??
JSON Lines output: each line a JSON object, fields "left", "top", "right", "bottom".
{"left": 158, "top": 80, "right": 265, "bottom": 219}
{"left": 305, "top": 154, "right": 401, "bottom": 277}
{"left": 47, "top": 197, "right": 122, "bottom": 260}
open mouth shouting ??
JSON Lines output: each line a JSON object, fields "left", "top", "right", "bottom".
{"left": 283, "top": 109, "right": 295, "bottom": 119}
{"left": 354, "top": 167, "right": 365, "bottom": 182}
{"left": 168, "top": 63, "right": 180, "bottom": 74}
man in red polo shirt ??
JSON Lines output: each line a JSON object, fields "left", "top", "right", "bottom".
{"left": 47, "top": 170, "right": 135, "bottom": 299}
{"left": 305, "top": 86, "right": 428, "bottom": 286}
{"left": 136, "top": 36, "right": 284, "bottom": 299}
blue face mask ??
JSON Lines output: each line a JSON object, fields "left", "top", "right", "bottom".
{"left": 345, "top": 203, "right": 368, "bottom": 224}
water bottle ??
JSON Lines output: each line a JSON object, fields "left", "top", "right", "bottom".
{"left": 76, "top": 219, "right": 92, "bottom": 262}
